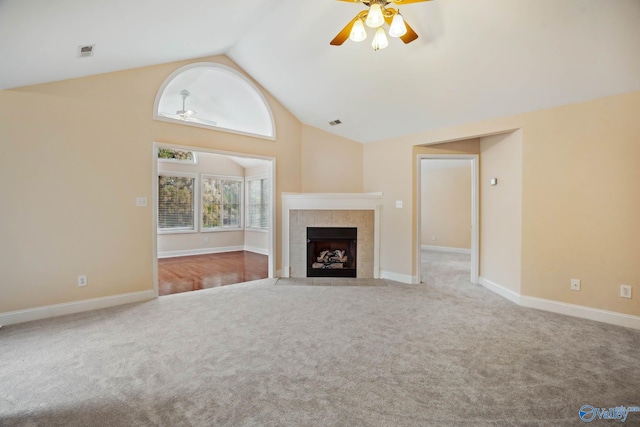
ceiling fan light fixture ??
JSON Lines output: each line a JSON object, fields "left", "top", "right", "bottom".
{"left": 371, "top": 27, "right": 389, "bottom": 51}
{"left": 388, "top": 11, "right": 408, "bottom": 38}
{"left": 365, "top": 3, "right": 385, "bottom": 28}
{"left": 349, "top": 18, "right": 367, "bottom": 42}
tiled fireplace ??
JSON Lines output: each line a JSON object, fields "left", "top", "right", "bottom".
{"left": 281, "top": 193, "right": 382, "bottom": 279}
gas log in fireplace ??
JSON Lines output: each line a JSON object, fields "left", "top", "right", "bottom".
{"left": 307, "top": 227, "right": 357, "bottom": 278}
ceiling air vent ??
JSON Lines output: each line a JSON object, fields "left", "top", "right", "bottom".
{"left": 329, "top": 119, "right": 342, "bottom": 126}
{"left": 77, "top": 44, "right": 95, "bottom": 58}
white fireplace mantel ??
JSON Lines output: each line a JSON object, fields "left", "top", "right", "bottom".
{"left": 281, "top": 192, "right": 382, "bottom": 278}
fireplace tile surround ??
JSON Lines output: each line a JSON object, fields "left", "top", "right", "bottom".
{"left": 290, "top": 210, "right": 373, "bottom": 278}
{"left": 281, "top": 193, "right": 382, "bottom": 279}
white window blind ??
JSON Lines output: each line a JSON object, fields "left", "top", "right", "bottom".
{"left": 158, "top": 175, "right": 196, "bottom": 231}
{"left": 246, "top": 177, "right": 269, "bottom": 229}
{"left": 202, "top": 176, "right": 242, "bottom": 230}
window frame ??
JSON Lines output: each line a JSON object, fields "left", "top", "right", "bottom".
{"left": 245, "top": 174, "right": 269, "bottom": 232}
{"left": 157, "top": 148, "right": 198, "bottom": 165}
{"left": 201, "top": 174, "right": 244, "bottom": 232}
{"left": 157, "top": 171, "right": 199, "bottom": 235}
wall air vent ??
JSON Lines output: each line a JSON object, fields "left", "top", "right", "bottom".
{"left": 329, "top": 119, "right": 342, "bottom": 126}
{"left": 78, "top": 45, "right": 95, "bottom": 58}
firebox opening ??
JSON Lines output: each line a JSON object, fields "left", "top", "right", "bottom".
{"left": 307, "top": 227, "right": 357, "bottom": 278}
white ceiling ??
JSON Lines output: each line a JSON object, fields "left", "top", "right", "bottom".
{"left": 1, "top": 0, "right": 639, "bottom": 143}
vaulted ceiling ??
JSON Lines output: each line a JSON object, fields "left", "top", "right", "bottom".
{"left": 1, "top": 0, "right": 639, "bottom": 143}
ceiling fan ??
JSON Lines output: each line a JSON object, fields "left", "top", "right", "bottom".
{"left": 330, "top": 0, "right": 432, "bottom": 50}
{"left": 161, "top": 89, "right": 218, "bottom": 126}
{"left": 176, "top": 89, "right": 197, "bottom": 120}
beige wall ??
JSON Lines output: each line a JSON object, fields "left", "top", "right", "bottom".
{"left": 480, "top": 131, "right": 523, "bottom": 293}
{"left": 301, "top": 125, "right": 363, "bottom": 193}
{"left": 365, "top": 91, "right": 640, "bottom": 316}
{"left": 421, "top": 160, "right": 472, "bottom": 249}
{"left": 0, "top": 55, "right": 303, "bottom": 313}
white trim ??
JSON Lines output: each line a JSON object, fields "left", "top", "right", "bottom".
{"left": 422, "top": 245, "right": 471, "bottom": 254}
{"left": 244, "top": 245, "right": 269, "bottom": 255}
{"left": 381, "top": 271, "right": 419, "bottom": 284}
{"left": 520, "top": 296, "right": 640, "bottom": 330}
{"left": 479, "top": 277, "right": 521, "bottom": 305}
{"left": 479, "top": 276, "right": 640, "bottom": 330}
{"left": 0, "top": 290, "right": 155, "bottom": 326}
{"left": 158, "top": 245, "right": 244, "bottom": 259}
{"left": 417, "top": 155, "right": 479, "bottom": 285}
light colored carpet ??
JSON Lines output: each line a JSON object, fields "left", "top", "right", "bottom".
{"left": 1, "top": 254, "right": 639, "bottom": 426}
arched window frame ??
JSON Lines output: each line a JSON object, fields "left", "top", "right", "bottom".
{"left": 153, "top": 62, "right": 276, "bottom": 140}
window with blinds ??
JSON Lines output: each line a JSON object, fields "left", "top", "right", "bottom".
{"left": 246, "top": 177, "right": 269, "bottom": 229}
{"left": 158, "top": 174, "right": 197, "bottom": 232}
{"left": 202, "top": 176, "right": 243, "bottom": 230}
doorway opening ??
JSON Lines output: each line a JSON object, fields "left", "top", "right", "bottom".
{"left": 152, "top": 143, "right": 276, "bottom": 296}
{"left": 417, "top": 155, "right": 479, "bottom": 285}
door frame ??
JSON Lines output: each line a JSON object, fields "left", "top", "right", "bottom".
{"left": 416, "top": 154, "right": 479, "bottom": 284}
{"left": 152, "top": 142, "right": 276, "bottom": 297}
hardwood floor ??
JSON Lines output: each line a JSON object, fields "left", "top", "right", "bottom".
{"left": 158, "top": 251, "right": 268, "bottom": 296}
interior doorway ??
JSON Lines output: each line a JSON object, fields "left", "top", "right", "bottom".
{"left": 417, "top": 155, "right": 479, "bottom": 285}
{"left": 152, "top": 143, "right": 276, "bottom": 296}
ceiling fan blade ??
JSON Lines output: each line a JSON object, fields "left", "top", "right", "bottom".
{"left": 384, "top": 11, "right": 419, "bottom": 44}
{"left": 195, "top": 118, "right": 219, "bottom": 127}
{"left": 399, "top": 19, "right": 419, "bottom": 44}
{"left": 330, "top": 14, "right": 361, "bottom": 46}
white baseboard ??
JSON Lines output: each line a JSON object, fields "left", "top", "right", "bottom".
{"left": 520, "top": 296, "right": 640, "bottom": 330}
{"left": 158, "top": 245, "right": 244, "bottom": 259}
{"left": 0, "top": 290, "right": 156, "bottom": 327}
{"left": 479, "top": 276, "right": 640, "bottom": 330}
{"left": 244, "top": 245, "right": 269, "bottom": 255}
{"left": 381, "top": 271, "right": 419, "bottom": 284}
{"left": 422, "top": 245, "right": 471, "bottom": 254}
{"left": 479, "top": 277, "right": 521, "bottom": 305}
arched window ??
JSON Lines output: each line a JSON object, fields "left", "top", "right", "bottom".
{"left": 154, "top": 63, "right": 275, "bottom": 140}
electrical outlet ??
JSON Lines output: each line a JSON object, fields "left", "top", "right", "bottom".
{"left": 620, "top": 285, "right": 632, "bottom": 299}
{"left": 204, "top": 237, "right": 209, "bottom": 244}
{"left": 395, "top": 200, "right": 403, "bottom": 209}
{"left": 78, "top": 275, "right": 88, "bottom": 287}
{"left": 570, "top": 279, "right": 581, "bottom": 291}
{"left": 431, "top": 236, "right": 436, "bottom": 241}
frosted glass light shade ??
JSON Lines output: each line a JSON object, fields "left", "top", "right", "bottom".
{"left": 349, "top": 19, "right": 367, "bottom": 42}
{"left": 371, "top": 27, "right": 389, "bottom": 51}
{"left": 388, "top": 12, "right": 407, "bottom": 38}
{"left": 365, "top": 3, "right": 385, "bottom": 28}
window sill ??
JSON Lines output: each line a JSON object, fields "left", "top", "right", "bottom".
{"left": 245, "top": 228, "right": 269, "bottom": 233}
{"left": 158, "top": 229, "right": 198, "bottom": 235}
{"left": 201, "top": 228, "right": 244, "bottom": 233}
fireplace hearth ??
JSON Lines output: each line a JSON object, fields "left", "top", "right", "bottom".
{"left": 307, "top": 227, "right": 357, "bottom": 278}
